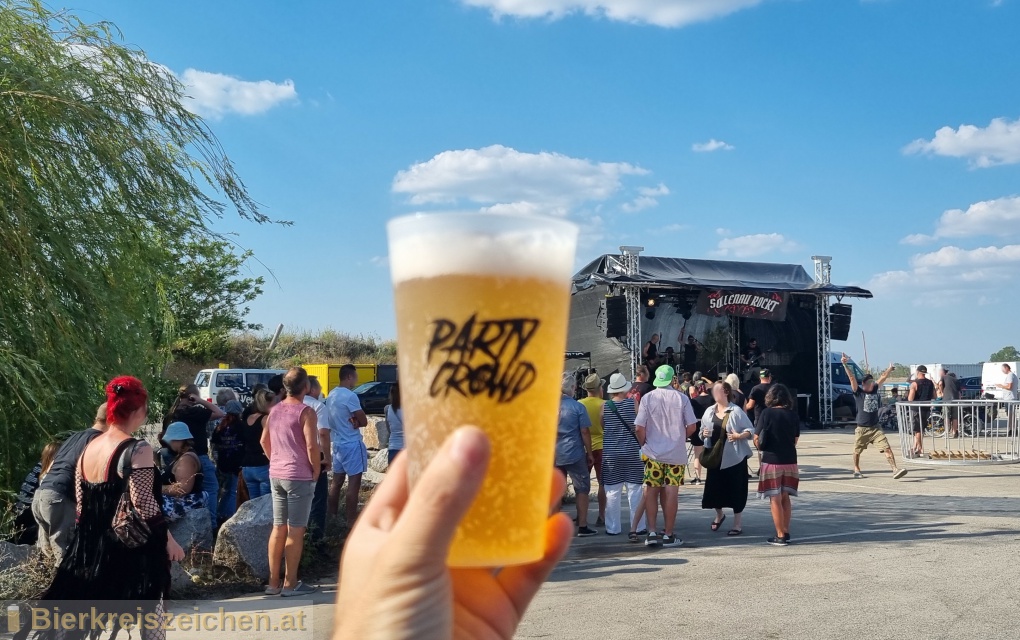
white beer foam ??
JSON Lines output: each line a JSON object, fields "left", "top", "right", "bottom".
{"left": 388, "top": 215, "right": 578, "bottom": 284}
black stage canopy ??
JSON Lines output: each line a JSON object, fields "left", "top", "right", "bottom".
{"left": 572, "top": 255, "right": 872, "bottom": 298}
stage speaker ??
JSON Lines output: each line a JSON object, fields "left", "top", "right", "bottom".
{"left": 829, "top": 303, "right": 852, "bottom": 342}
{"left": 606, "top": 296, "right": 628, "bottom": 339}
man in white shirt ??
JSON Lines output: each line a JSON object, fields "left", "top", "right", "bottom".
{"left": 996, "top": 364, "right": 1019, "bottom": 400}
{"left": 324, "top": 364, "right": 369, "bottom": 525}
{"left": 634, "top": 365, "right": 698, "bottom": 548}
{"left": 304, "top": 376, "right": 331, "bottom": 540}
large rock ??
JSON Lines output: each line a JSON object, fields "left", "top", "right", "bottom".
{"left": 213, "top": 495, "right": 272, "bottom": 581}
{"left": 170, "top": 562, "right": 197, "bottom": 597}
{"left": 362, "top": 469, "right": 386, "bottom": 488}
{"left": 363, "top": 416, "right": 386, "bottom": 449}
{"left": 169, "top": 507, "right": 214, "bottom": 552}
{"left": 0, "top": 541, "right": 33, "bottom": 573}
{"left": 369, "top": 449, "right": 390, "bottom": 474}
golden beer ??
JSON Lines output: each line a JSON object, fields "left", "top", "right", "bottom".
{"left": 388, "top": 214, "right": 578, "bottom": 567}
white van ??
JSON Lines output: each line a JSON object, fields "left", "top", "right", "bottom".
{"left": 193, "top": 368, "right": 286, "bottom": 405}
{"left": 981, "top": 362, "right": 1020, "bottom": 400}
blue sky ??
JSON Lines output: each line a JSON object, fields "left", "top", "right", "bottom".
{"left": 69, "top": 0, "right": 1020, "bottom": 365}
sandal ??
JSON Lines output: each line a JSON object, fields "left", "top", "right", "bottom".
{"left": 710, "top": 515, "right": 726, "bottom": 532}
{"left": 726, "top": 529, "right": 743, "bottom": 536}
{"left": 628, "top": 532, "right": 640, "bottom": 543}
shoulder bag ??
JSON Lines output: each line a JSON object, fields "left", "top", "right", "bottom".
{"left": 606, "top": 400, "right": 642, "bottom": 446}
{"left": 111, "top": 439, "right": 153, "bottom": 549}
{"left": 699, "top": 412, "right": 731, "bottom": 470}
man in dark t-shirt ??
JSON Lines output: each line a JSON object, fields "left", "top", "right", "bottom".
{"left": 745, "top": 369, "right": 775, "bottom": 425}
{"left": 32, "top": 405, "right": 108, "bottom": 561}
{"left": 845, "top": 356, "right": 906, "bottom": 479}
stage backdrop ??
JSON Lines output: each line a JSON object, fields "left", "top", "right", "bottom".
{"left": 696, "top": 290, "right": 789, "bottom": 321}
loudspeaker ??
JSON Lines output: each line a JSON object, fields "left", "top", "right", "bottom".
{"left": 605, "top": 296, "right": 628, "bottom": 339}
{"left": 829, "top": 303, "right": 852, "bottom": 342}
{"left": 675, "top": 297, "right": 692, "bottom": 320}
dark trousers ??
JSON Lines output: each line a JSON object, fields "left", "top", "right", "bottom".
{"left": 309, "top": 467, "right": 329, "bottom": 541}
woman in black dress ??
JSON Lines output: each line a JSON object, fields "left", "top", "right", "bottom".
{"left": 17, "top": 376, "right": 184, "bottom": 640}
{"left": 698, "top": 382, "right": 755, "bottom": 536}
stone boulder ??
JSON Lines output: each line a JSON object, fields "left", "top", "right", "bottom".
{"left": 0, "top": 541, "right": 33, "bottom": 574}
{"left": 369, "top": 449, "right": 390, "bottom": 474}
{"left": 170, "top": 562, "right": 198, "bottom": 597}
{"left": 362, "top": 469, "right": 387, "bottom": 488}
{"left": 363, "top": 416, "right": 387, "bottom": 450}
{"left": 213, "top": 495, "right": 272, "bottom": 581}
{"left": 169, "top": 507, "right": 214, "bottom": 552}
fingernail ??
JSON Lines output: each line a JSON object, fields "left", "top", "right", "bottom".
{"left": 449, "top": 427, "right": 488, "bottom": 468}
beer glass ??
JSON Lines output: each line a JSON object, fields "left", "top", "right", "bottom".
{"left": 387, "top": 212, "right": 579, "bottom": 567}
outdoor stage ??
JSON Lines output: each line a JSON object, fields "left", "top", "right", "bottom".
{"left": 567, "top": 248, "right": 872, "bottom": 424}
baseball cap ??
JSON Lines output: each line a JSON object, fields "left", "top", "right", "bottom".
{"left": 759, "top": 368, "right": 772, "bottom": 378}
{"left": 917, "top": 365, "right": 928, "bottom": 373}
{"left": 582, "top": 373, "right": 602, "bottom": 391}
{"left": 653, "top": 365, "right": 674, "bottom": 388}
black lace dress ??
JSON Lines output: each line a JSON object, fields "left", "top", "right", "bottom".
{"left": 17, "top": 438, "right": 170, "bottom": 640}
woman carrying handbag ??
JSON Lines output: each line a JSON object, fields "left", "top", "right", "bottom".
{"left": 699, "top": 381, "right": 755, "bottom": 536}
{"left": 599, "top": 374, "right": 648, "bottom": 542}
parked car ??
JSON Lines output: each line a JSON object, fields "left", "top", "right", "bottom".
{"left": 354, "top": 381, "right": 395, "bottom": 415}
{"left": 958, "top": 376, "right": 983, "bottom": 400}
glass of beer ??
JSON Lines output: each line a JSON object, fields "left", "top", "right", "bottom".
{"left": 387, "top": 212, "right": 579, "bottom": 567}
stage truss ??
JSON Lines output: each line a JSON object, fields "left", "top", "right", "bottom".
{"left": 813, "top": 256, "right": 833, "bottom": 424}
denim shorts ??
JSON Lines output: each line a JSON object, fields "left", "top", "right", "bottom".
{"left": 556, "top": 457, "right": 591, "bottom": 495}
{"left": 270, "top": 478, "right": 316, "bottom": 528}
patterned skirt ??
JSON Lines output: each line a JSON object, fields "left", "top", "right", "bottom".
{"left": 757, "top": 463, "right": 800, "bottom": 499}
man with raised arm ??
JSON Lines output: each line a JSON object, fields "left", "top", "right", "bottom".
{"left": 845, "top": 354, "right": 907, "bottom": 480}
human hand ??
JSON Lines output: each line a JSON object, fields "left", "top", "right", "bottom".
{"left": 841, "top": 353, "right": 849, "bottom": 364}
{"left": 333, "top": 427, "right": 573, "bottom": 640}
{"left": 586, "top": 452, "right": 595, "bottom": 468}
{"left": 727, "top": 432, "right": 740, "bottom": 442}
{"left": 167, "top": 535, "right": 185, "bottom": 563}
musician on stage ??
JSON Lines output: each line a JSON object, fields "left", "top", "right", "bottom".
{"left": 741, "top": 338, "right": 764, "bottom": 382}
{"left": 643, "top": 333, "right": 661, "bottom": 368}
{"left": 677, "top": 328, "right": 700, "bottom": 373}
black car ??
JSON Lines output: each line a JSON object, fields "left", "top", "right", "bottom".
{"left": 354, "top": 381, "right": 395, "bottom": 415}
{"left": 958, "top": 376, "right": 983, "bottom": 399}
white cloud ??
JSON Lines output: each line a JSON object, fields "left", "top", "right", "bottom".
{"left": 711, "top": 233, "right": 799, "bottom": 259}
{"left": 901, "top": 196, "right": 1020, "bottom": 244}
{"left": 179, "top": 69, "right": 297, "bottom": 119}
{"left": 621, "top": 183, "right": 670, "bottom": 213}
{"left": 662, "top": 223, "right": 687, "bottom": 232}
{"left": 870, "top": 243, "right": 1020, "bottom": 298}
{"left": 903, "top": 117, "right": 1020, "bottom": 168}
{"left": 392, "top": 144, "right": 648, "bottom": 215}
{"left": 692, "top": 139, "right": 735, "bottom": 153}
{"left": 369, "top": 255, "right": 388, "bottom": 267}
{"left": 460, "top": 0, "right": 763, "bottom": 27}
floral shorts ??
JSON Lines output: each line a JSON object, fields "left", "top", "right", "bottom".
{"left": 161, "top": 492, "right": 206, "bottom": 522}
{"left": 642, "top": 457, "right": 686, "bottom": 488}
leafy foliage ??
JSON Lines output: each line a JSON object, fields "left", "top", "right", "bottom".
{"left": 0, "top": 1, "right": 270, "bottom": 491}
{"left": 989, "top": 346, "right": 1020, "bottom": 363}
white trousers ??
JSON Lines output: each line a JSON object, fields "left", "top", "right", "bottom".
{"left": 604, "top": 482, "right": 647, "bottom": 534}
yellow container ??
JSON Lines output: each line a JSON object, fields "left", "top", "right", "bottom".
{"left": 303, "top": 363, "right": 378, "bottom": 395}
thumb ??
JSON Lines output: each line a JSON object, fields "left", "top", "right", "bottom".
{"left": 391, "top": 427, "right": 491, "bottom": 554}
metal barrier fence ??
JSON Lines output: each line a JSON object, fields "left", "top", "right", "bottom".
{"left": 895, "top": 400, "right": 1020, "bottom": 464}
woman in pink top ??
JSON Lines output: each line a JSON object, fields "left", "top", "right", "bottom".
{"left": 260, "top": 367, "right": 320, "bottom": 597}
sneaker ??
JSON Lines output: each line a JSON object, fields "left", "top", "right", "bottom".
{"left": 661, "top": 534, "right": 684, "bottom": 547}
{"left": 766, "top": 536, "right": 789, "bottom": 547}
{"left": 264, "top": 584, "right": 282, "bottom": 596}
{"left": 281, "top": 581, "right": 317, "bottom": 597}
{"left": 577, "top": 526, "right": 598, "bottom": 537}
{"left": 644, "top": 532, "right": 661, "bottom": 547}
{"left": 893, "top": 469, "right": 908, "bottom": 480}
{"left": 853, "top": 471, "right": 864, "bottom": 479}
{"left": 781, "top": 533, "right": 791, "bottom": 542}
{"left": 595, "top": 516, "right": 606, "bottom": 527}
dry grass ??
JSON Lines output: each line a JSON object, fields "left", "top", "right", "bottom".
{"left": 165, "top": 330, "right": 397, "bottom": 384}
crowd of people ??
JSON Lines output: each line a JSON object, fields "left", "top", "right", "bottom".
{"left": 557, "top": 362, "right": 802, "bottom": 548}
{"left": 9, "top": 363, "right": 407, "bottom": 636}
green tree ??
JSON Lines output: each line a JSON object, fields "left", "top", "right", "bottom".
{"left": 0, "top": 1, "right": 272, "bottom": 490}
{"left": 989, "top": 346, "right": 1020, "bottom": 362}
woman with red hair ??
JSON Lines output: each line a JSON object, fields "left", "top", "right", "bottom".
{"left": 17, "top": 376, "right": 184, "bottom": 640}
